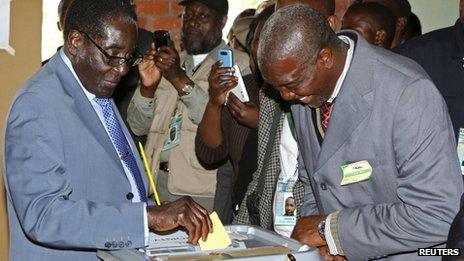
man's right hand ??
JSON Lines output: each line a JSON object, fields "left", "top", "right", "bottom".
{"left": 208, "top": 61, "right": 237, "bottom": 107}
{"left": 146, "top": 196, "right": 212, "bottom": 244}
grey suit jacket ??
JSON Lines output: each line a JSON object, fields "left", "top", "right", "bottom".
{"left": 293, "top": 32, "right": 463, "bottom": 260}
{"left": 3, "top": 53, "right": 149, "bottom": 261}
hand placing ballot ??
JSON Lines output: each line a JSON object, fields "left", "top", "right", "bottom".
{"left": 199, "top": 212, "right": 231, "bottom": 250}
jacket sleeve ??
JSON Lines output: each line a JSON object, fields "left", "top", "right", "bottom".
{"left": 336, "top": 78, "right": 463, "bottom": 260}
{"left": 127, "top": 85, "right": 157, "bottom": 136}
{"left": 195, "top": 107, "right": 231, "bottom": 167}
{"left": 4, "top": 93, "right": 146, "bottom": 250}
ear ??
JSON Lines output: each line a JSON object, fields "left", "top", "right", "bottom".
{"left": 327, "top": 15, "right": 339, "bottom": 31}
{"left": 397, "top": 17, "right": 407, "bottom": 32}
{"left": 318, "top": 47, "right": 334, "bottom": 70}
{"left": 278, "top": 87, "right": 297, "bottom": 102}
{"left": 374, "top": 30, "right": 387, "bottom": 47}
{"left": 220, "top": 16, "right": 228, "bottom": 29}
{"left": 66, "top": 30, "right": 84, "bottom": 57}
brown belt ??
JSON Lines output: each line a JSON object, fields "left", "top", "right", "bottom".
{"left": 159, "top": 162, "right": 169, "bottom": 172}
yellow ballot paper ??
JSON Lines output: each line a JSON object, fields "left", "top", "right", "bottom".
{"left": 340, "top": 160, "right": 372, "bottom": 185}
{"left": 199, "top": 212, "right": 231, "bottom": 251}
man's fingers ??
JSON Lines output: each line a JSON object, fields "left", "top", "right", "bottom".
{"left": 189, "top": 214, "right": 202, "bottom": 245}
{"left": 228, "top": 93, "right": 246, "bottom": 109}
{"left": 189, "top": 204, "right": 211, "bottom": 241}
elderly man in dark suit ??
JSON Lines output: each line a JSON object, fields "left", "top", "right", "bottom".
{"left": 258, "top": 4, "right": 462, "bottom": 260}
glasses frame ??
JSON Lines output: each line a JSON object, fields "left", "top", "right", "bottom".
{"left": 79, "top": 31, "right": 142, "bottom": 67}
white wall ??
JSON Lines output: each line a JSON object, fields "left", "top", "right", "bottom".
{"left": 410, "top": 0, "right": 460, "bottom": 34}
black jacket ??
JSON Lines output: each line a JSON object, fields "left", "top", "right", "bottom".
{"left": 395, "top": 19, "right": 464, "bottom": 139}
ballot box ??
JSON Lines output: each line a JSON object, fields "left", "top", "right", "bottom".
{"left": 97, "top": 225, "right": 324, "bottom": 260}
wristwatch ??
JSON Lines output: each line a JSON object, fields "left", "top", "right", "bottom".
{"left": 178, "top": 83, "right": 194, "bottom": 96}
{"left": 317, "top": 220, "right": 326, "bottom": 241}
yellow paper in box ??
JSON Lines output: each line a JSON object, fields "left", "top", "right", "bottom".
{"left": 199, "top": 212, "right": 231, "bottom": 250}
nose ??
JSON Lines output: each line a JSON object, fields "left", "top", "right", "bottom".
{"left": 113, "top": 63, "right": 130, "bottom": 76}
{"left": 186, "top": 14, "right": 201, "bottom": 29}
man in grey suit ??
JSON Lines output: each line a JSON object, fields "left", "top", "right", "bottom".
{"left": 3, "top": 1, "right": 211, "bottom": 260}
{"left": 258, "top": 5, "right": 463, "bottom": 260}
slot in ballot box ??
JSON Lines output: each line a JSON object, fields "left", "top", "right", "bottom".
{"left": 97, "top": 225, "right": 324, "bottom": 260}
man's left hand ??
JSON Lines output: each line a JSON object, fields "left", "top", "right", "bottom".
{"left": 227, "top": 93, "right": 259, "bottom": 129}
{"left": 291, "top": 215, "right": 327, "bottom": 247}
{"left": 153, "top": 45, "right": 184, "bottom": 84}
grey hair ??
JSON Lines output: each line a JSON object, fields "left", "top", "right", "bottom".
{"left": 257, "top": 4, "right": 340, "bottom": 70}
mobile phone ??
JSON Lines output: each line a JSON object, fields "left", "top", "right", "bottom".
{"left": 153, "top": 30, "right": 171, "bottom": 49}
{"left": 227, "top": 65, "right": 250, "bottom": 103}
{"left": 217, "top": 48, "right": 233, "bottom": 68}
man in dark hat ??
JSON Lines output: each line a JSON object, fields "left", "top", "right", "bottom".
{"left": 127, "top": 0, "right": 251, "bottom": 213}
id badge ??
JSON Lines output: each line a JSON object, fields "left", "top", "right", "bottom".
{"left": 340, "top": 160, "right": 372, "bottom": 185}
{"left": 274, "top": 177, "right": 297, "bottom": 226}
{"left": 457, "top": 128, "right": 464, "bottom": 175}
{"left": 162, "top": 113, "right": 183, "bottom": 151}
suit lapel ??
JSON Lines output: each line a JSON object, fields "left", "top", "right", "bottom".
{"left": 315, "top": 33, "right": 374, "bottom": 171}
{"left": 52, "top": 54, "right": 124, "bottom": 172}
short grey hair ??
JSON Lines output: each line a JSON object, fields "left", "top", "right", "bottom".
{"left": 258, "top": 4, "right": 340, "bottom": 70}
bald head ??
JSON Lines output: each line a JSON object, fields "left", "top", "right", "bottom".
{"left": 276, "top": 0, "right": 335, "bottom": 17}
{"left": 258, "top": 4, "right": 340, "bottom": 69}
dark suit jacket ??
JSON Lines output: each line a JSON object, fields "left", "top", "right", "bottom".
{"left": 395, "top": 19, "right": 464, "bottom": 138}
{"left": 447, "top": 196, "right": 464, "bottom": 260}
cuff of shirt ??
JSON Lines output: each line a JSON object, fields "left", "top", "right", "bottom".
{"left": 179, "top": 85, "right": 209, "bottom": 125}
{"left": 133, "top": 85, "right": 156, "bottom": 110}
{"left": 325, "top": 211, "right": 345, "bottom": 256}
{"left": 143, "top": 202, "right": 149, "bottom": 246}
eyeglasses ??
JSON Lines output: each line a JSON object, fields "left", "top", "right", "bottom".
{"left": 80, "top": 31, "right": 143, "bottom": 68}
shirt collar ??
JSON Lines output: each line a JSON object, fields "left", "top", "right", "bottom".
{"left": 59, "top": 48, "right": 96, "bottom": 102}
{"left": 326, "top": 35, "right": 355, "bottom": 103}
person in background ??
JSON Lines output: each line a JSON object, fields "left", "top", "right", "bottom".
{"left": 42, "top": 0, "right": 74, "bottom": 65}
{"left": 228, "top": 16, "right": 255, "bottom": 54}
{"left": 233, "top": 0, "right": 337, "bottom": 241}
{"left": 57, "top": 0, "right": 73, "bottom": 32}
{"left": 341, "top": 2, "right": 395, "bottom": 49}
{"left": 195, "top": 40, "right": 259, "bottom": 224}
{"left": 195, "top": 6, "right": 259, "bottom": 224}
{"left": 3, "top": 0, "right": 212, "bottom": 260}
{"left": 365, "top": 0, "right": 411, "bottom": 48}
{"left": 401, "top": 12, "right": 422, "bottom": 41}
{"left": 394, "top": 0, "right": 464, "bottom": 139}
{"left": 258, "top": 4, "right": 462, "bottom": 260}
{"left": 227, "top": 8, "right": 256, "bottom": 53}
{"left": 126, "top": 0, "right": 251, "bottom": 212}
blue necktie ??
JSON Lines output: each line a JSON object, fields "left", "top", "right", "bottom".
{"left": 94, "top": 98, "right": 147, "bottom": 202}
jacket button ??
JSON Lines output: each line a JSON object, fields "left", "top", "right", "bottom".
{"left": 104, "top": 242, "right": 111, "bottom": 248}
{"left": 126, "top": 192, "right": 134, "bottom": 200}
{"left": 320, "top": 183, "right": 327, "bottom": 190}
{"left": 112, "top": 241, "right": 118, "bottom": 248}
{"left": 118, "top": 241, "right": 125, "bottom": 248}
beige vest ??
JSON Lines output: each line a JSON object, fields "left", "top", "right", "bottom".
{"left": 145, "top": 42, "right": 250, "bottom": 197}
